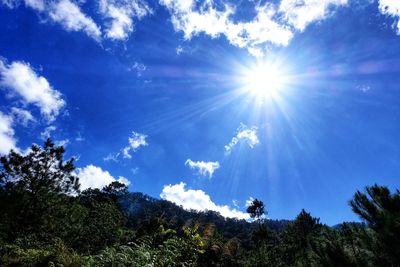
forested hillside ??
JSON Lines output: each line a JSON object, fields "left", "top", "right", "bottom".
{"left": 1, "top": 140, "right": 399, "bottom": 266}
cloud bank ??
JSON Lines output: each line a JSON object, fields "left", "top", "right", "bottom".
{"left": 160, "top": 182, "right": 249, "bottom": 220}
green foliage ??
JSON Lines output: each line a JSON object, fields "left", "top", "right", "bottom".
{"left": 0, "top": 241, "right": 83, "bottom": 267}
{"left": 350, "top": 185, "right": 400, "bottom": 266}
{"left": 1, "top": 141, "right": 400, "bottom": 266}
{"left": 83, "top": 225, "right": 204, "bottom": 267}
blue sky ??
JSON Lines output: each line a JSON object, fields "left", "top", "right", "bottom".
{"left": 1, "top": 0, "right": 400, "bottom": 225}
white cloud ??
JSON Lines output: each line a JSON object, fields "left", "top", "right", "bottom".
{"left": 160, "top": 0, "right": 293, "bottom": 55}
{"left": 279, "top": 0, "right": 348, "bottom": 31}
{"left": 185, "top": 159, "right": 220, "bottom": 178}
{"left": 0, "top": 59, "right": 65, "bottom": 122}
{"left": 99, "top": 0, "right": 151, "bottom": 40}
{"left": 1, "top": 0, "right": 349, "bottom": 52}
{"left": 379, "top": 0, "right": 400, "bottom": 34}
{"left": 160, "top": 0, "right": 346, "bottom": 55}
{"left": 1, "top": 0, "right": 100, "bottom": 40}
{"left": 105, "top": 131, "right": 148, "bottom": 160}
{"left": 0, "top": 112, "right": 17, "bottom": 154}
{"left": 160, "top": 182, "right": 249, "bottom": 220}
{"left": 122, "top": 131, "right": 148, "bottom": 158}
{"left": 76, "top": 164, "right": 130, "bottom": 191}
{"left": 225, "top": 123, "right": 259, "bottom": 154}
{"left": 128, "top": 131, "right": 148, "bottom": 150}
{"left": 48, "top": 0, "right": 102, "bottom": 40}
{"left": 2, "top": 0, "right": 153, "bottom": 41}
{"left": 10, "top": 107, "right": 36, "bottom": 126}
{"left": 40, "top": 125, "right": 56, "bottom": 140}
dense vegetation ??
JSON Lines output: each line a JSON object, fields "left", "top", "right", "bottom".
{"left": 1, "top": 140, "right": 399, "bottom": 266}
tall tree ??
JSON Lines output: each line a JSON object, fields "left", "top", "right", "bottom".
{"left": 0, "top": 139, "right": 80, "bottom": 241}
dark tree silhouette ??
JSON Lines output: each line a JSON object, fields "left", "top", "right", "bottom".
{"left": 246, "top": 198, "right": 265, "bottom": 222}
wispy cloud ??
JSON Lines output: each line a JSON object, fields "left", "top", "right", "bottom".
{"left": 122, "top": 131, "right": 148, "bottom": 158}
{"left": 75, "top": 132, "right": 85, "bottom": 142}
{"left": 128, "top": 61, "right": 147, "bottom": 76}
{"left": 104, "top": 131, "right": 148, "bottom": 161}
{"left": 0, "top": 59, "right": 65, "bottom": 122}
{"left": 48, "top": 0, "right": 102, "bottom": 40}
{"left": 10, "top": 107, "right": 36, "bottom": 126}
{"left": 40, "top": 125, "right": 56, "bottom": 140}
{"left": 175, "top": 45, "right": 184, "bottom": 55}
{"left": 99, "top": 0, "right": 152, "bottom": 40}
{"left": 185, "top": 159, "right": 220, "bottom": 178}
{"left": 225, "top": 123, "right": 259, "bottom": 154}
{"left": 160, "top": 182, "right": 249, "bottom": 220}
{"left": 2, "top": 0, "right": 102, "bottom": 40}
{"left": 103, "top": 152, "right": 120, "bottom": 162}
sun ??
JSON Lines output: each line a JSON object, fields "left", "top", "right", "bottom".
{"left": 242, "top": 61, "right": 286, "bottom": 98}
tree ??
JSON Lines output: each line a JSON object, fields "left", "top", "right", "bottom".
{"left": 0, "top": 139, "right": 80, "bottom": 242}
{"left": 246, "top": 198, "right": 265, "bottom": 222}
{"left": 0, "top": 138, "right": 79, "bottom": 195}
{"left": 280, "top": 209, "right": 322, "bottom": 266}
{"left": 350, "top": 185, "right": 400, "bottom": 266}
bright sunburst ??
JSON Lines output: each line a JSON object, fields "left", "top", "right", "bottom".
{"left": 242, "top": 61, "right": 287, "bottom": 99}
